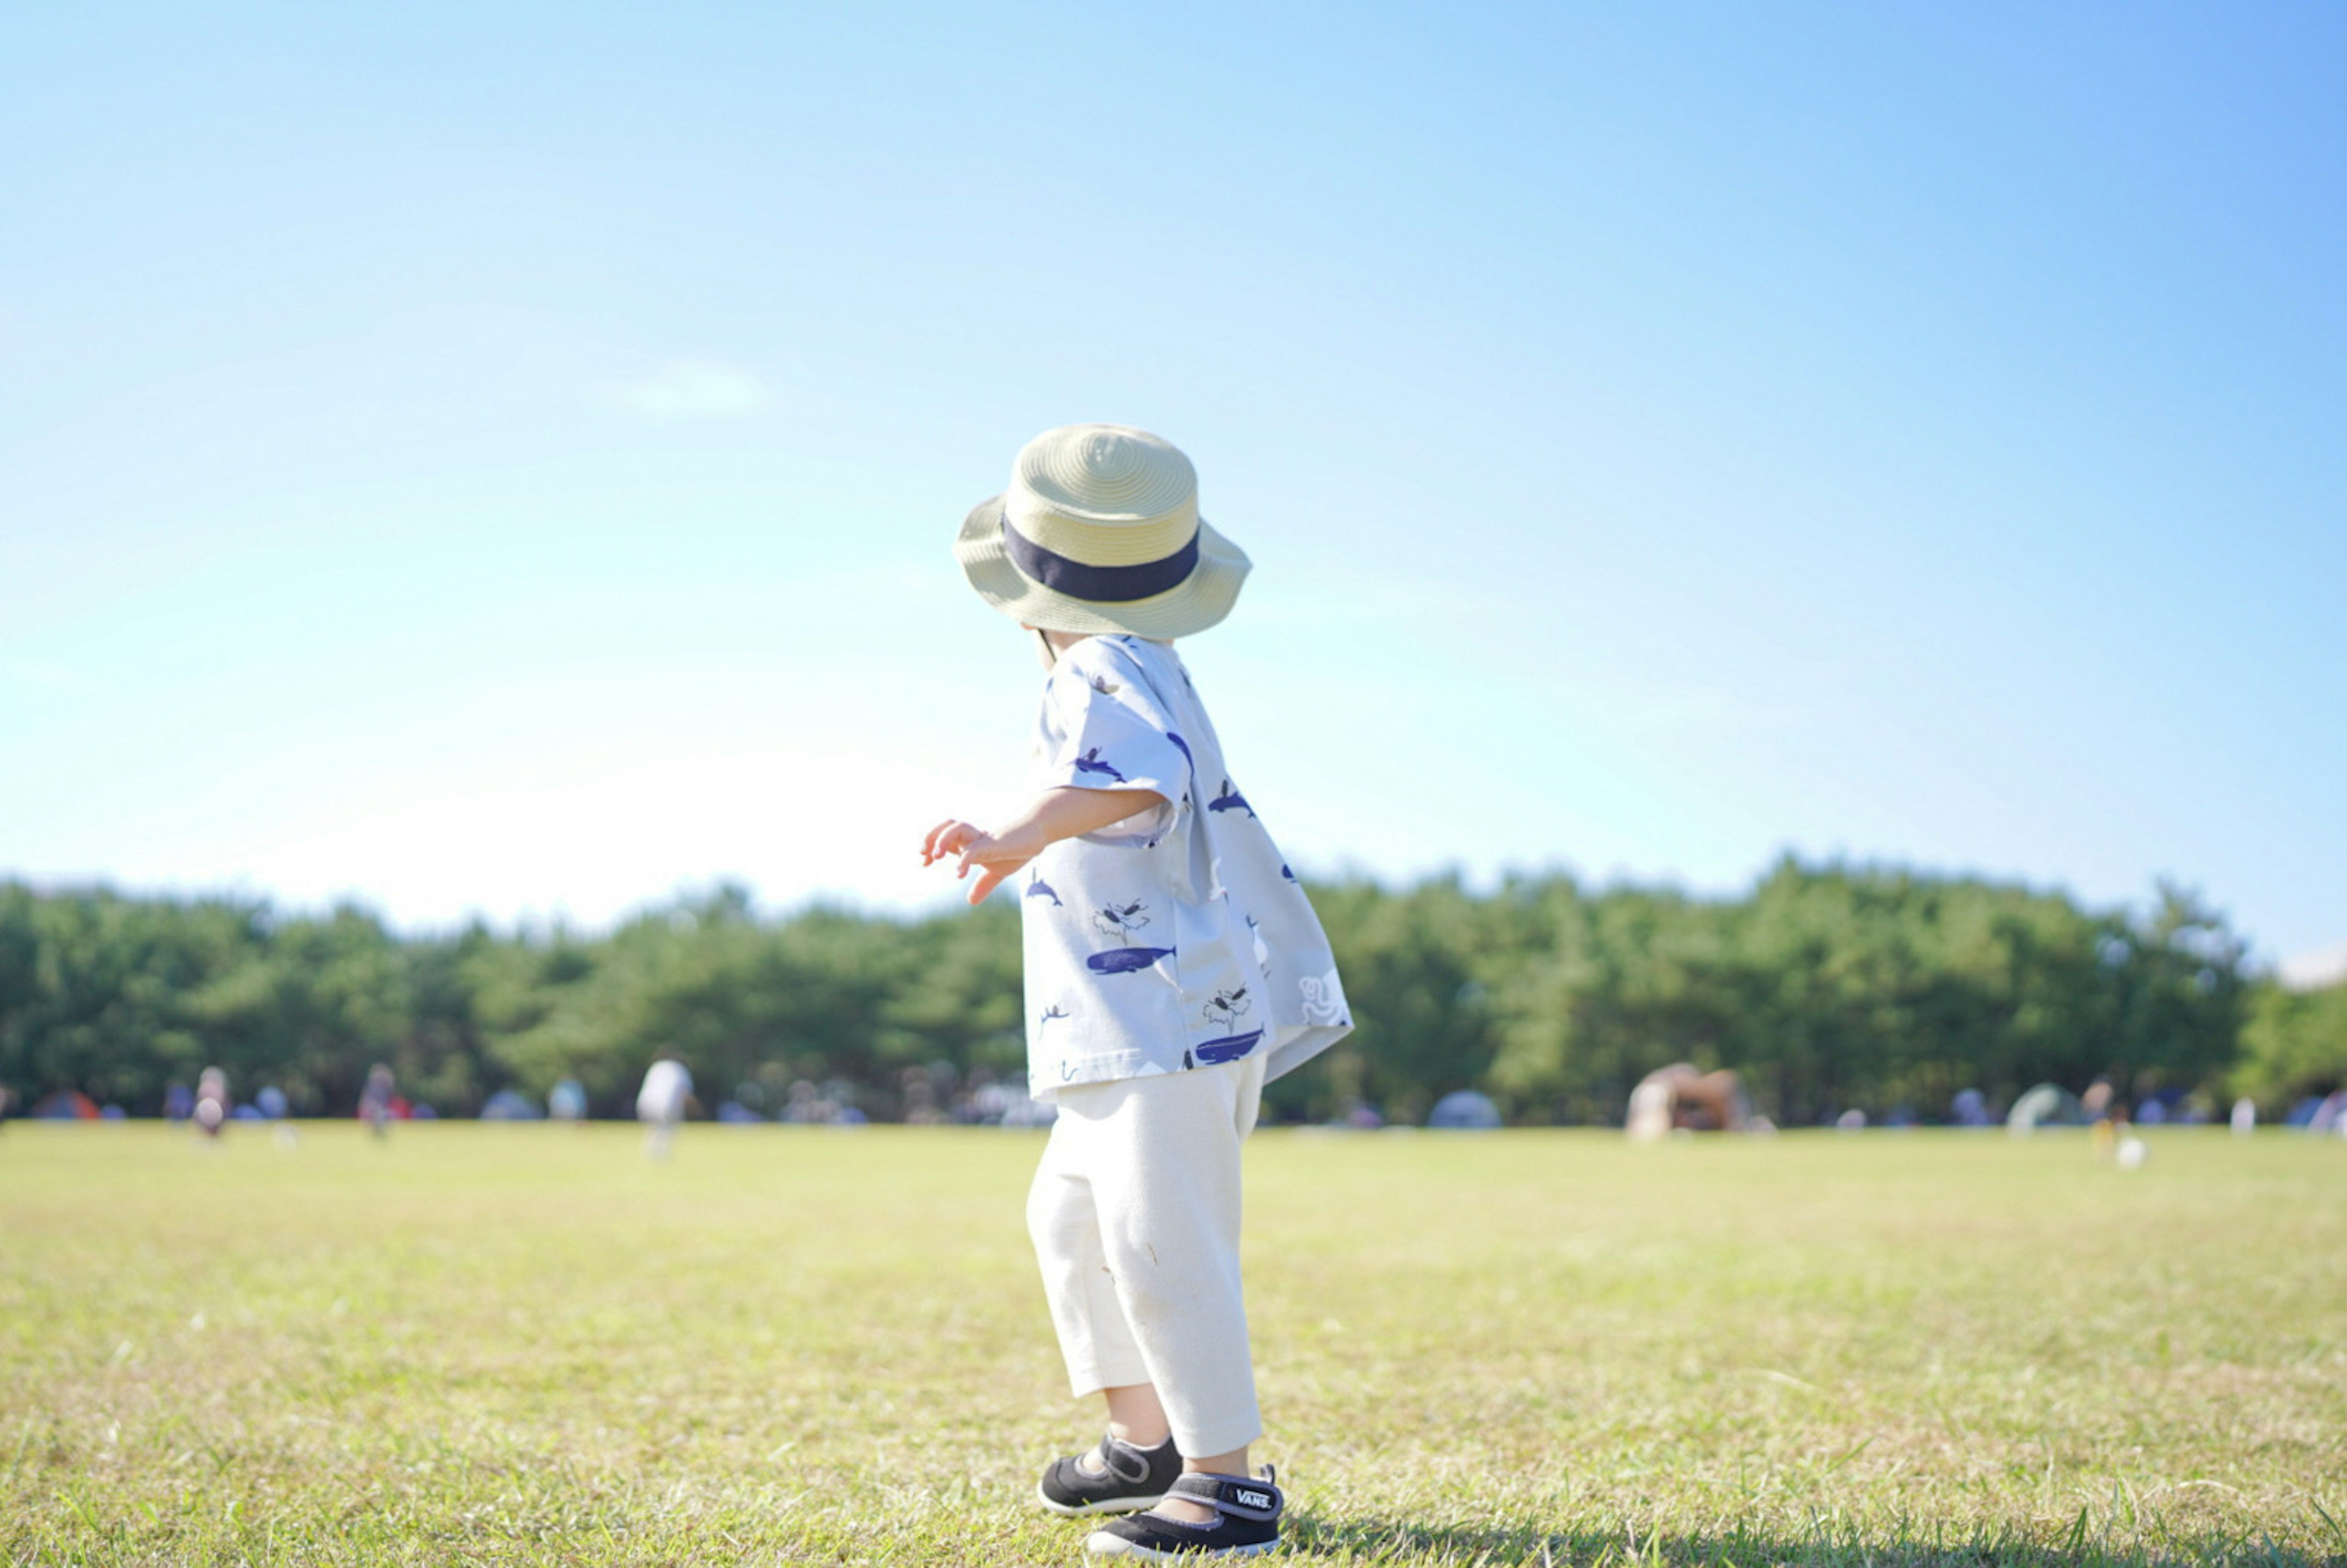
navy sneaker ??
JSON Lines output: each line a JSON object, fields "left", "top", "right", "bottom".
{"left": 1038, "top": 1432, "right": 1183, "bottom": 1517}
{"left": 1084, "top": 1467, "right": 1283, "bottom": 1558}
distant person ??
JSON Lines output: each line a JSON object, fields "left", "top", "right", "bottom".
{"left": 782, "top": 1077, "right": 828, "bottom": 1124}
{"left": 193, "top": 1066, "right": 230, "bottom": 1138}
{"left": 900, "top": 1064, "right": 945, "bottom": 1125}
{"left": 358, "top": 1063, "right": 397, "bottom": 1137}
{"left": 2230, "top": 1097, "right": 2257, "bottom": 1135}
{"left": 1626, "top": 1063, "right": 1753, "bottom": 1139}
{"left": 636, "top": 1057, "right": 694, "bottom": 1159}
{"left": 548, "top": 1077, "right": 588, "bottom": 1125}
{"left": 2085, "top": 1075, "right": 2129, "bottom": 1159}
{"left": 956, "top": 1070, "right": 1010, "bottom": 1126}
{"left": 922, "top": 426, "right": 1350, "bottom": 1558}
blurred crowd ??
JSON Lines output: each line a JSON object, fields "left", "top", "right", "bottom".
{"left": 10, "top": 1056, "right": 2346, "bottom": 1148}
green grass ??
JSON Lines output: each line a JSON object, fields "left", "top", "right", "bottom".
{"left": 3, "top": 1123, "right": 2342, "bottom": 1566}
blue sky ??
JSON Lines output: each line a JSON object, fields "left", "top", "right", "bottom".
{"left": 3, "top": 4, "right": 2341, "bottom": 973}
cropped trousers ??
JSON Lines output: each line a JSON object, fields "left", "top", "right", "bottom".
{"left": 1026, "top": 1053, "right": 1268, "bottom": 1459}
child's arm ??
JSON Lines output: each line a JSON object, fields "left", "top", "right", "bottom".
{"left": 921, "top": 787, "right": 1168, "bottom": 905}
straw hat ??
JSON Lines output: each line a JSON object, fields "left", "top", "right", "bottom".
{"left": 955, "top": 424, "right": 1250, "bottom": 638}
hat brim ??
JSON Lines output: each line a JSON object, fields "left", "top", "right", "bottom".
{"left": 954, "top": 496, "right": 1251, "bottom": 639}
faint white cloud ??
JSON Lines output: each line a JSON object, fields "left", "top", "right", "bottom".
{"left": 595, "top": 359, "right": 778, "bottom": 420}
{"left": 2278, "top": 940, "right": 2347, "bottom": 992}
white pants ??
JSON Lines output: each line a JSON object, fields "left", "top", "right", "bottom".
{"left": 1026, "top": 1055, "right": 1267, "bottom": 1459}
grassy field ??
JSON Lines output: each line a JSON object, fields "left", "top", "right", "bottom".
{"left": 2, "top": 1123, "right": 2341, "bottom": 1566}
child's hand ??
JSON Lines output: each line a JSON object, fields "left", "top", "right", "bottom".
{"left": 920, "top": 788, "right": 1165, "bottom": 906}
{"left": 921, "top": 818, "right": 1046, "bottom": 905}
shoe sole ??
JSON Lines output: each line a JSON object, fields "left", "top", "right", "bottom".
{"left": 1083, "top": 1531, "right": 1280, "bottom": 1559}
{"left": 1036, "top": 1482, "right": 1172, "bottom": 1518}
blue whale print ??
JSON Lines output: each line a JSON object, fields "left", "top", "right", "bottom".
{"left": 1280, "top": 863, "right": 1298, "bottom": 882}
{"left": 1208, "top": 778, "right": 1254, "bottom": 817}
{"left": 1194, "top": 1029, "right": 1265, "bottom": 1065}
{"left": 1167, "top": 731, "right": 1193, "bottom": 770}
{"left": 1025, "top": 874, "right": 1063, "bottom": 907}
{"left": 1086, "top": 946, "right": 1175, "bottom": 975}
{"left": 1073, "top": 748, "right": 1127, "bottom": 782}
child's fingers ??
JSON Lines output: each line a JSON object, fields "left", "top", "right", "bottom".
{"left": 968, "top": 863, "right": 1010, "bottom": 904}
{"left": 922, "top": 819, "right": 970, "bottom": 865}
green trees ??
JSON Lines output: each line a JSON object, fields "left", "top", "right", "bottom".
{"left": 2228, "top": 974, "right": 2347, "bottom": 1111}
{"left": 0, "top": 863, "right": 2283, "bottom": 1123}
{"left": 1287, "top": 874, "right": 1497, "bottom": 1125}
{"left": 0, "top": 885, "right": 268, "bottom": 1113}
{"left": 1271, "top": 862, "right": 2252, "bottom": 1126}
{"left": 480, "top": 888, "right": 1023, "bottom": 1116}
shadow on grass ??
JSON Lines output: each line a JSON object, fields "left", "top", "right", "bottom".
{"left": 1285, "top": 1513, "right": 2346, "bottom": 1567}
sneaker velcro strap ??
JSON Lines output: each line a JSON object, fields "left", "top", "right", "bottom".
{"left": 1098, "top": 1437, "right": 1151, "bottom": 1484}
{"left": 1169, "top": 1472, "right": 1282, "bottom": 1523}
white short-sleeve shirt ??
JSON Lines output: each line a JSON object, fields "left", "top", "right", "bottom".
{"left": 1020, "top": 635, "right": 1352, "bottom": 1101}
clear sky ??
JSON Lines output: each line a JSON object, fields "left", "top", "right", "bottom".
{"left": 3, "top": 4, "right": 2341, "bottom": 973}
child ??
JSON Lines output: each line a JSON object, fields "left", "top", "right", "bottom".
{"left": 922, "top": 424, "right": 1351, "bottom": 1559}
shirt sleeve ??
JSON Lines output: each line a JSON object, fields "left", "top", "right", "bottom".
{"left": 1039, "top": 640, "right": 1193, "bottom": 847}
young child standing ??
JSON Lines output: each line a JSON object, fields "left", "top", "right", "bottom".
{"left": 922, "top": 424, "right": 1351, "bottom": 1559}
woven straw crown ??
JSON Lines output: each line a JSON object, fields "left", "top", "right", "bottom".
{"left": 1008, "top": 425, "right": 1199, "bottom": 566}
{"left": 954, "top": 423, "right": 1249, "bottom": 639}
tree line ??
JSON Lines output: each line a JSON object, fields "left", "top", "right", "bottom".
{"left": 2, "top": 860, "right": 2338, "bottom": 1126}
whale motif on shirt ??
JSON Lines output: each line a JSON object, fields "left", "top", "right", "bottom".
{"left": 1299, "top": 969, "right": 1346, "bottom": 1025}
{"left": 1074, "top": 748, "right": 1127, "bottom": 783}
{"left": 1194, "top": 1028, "right": 1264, "bottom": 1065}
{"left": 1089, "top": 674, "right": 1121, "bottom": 696}
{"left": 1280, "top": 863, "right": 1298, "bottom": 883}
{"left": 1025, "top": 873, "right": 1063, "bottom": 907}
{"left": 1208, "top": 778, "right": 1254, "bottom": 817}
{"left": 1167, "top": 731, "right": 1193, "bottom": 771}
{"left": 1086, "top": 947, "right": 1175, "bottom": 975}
